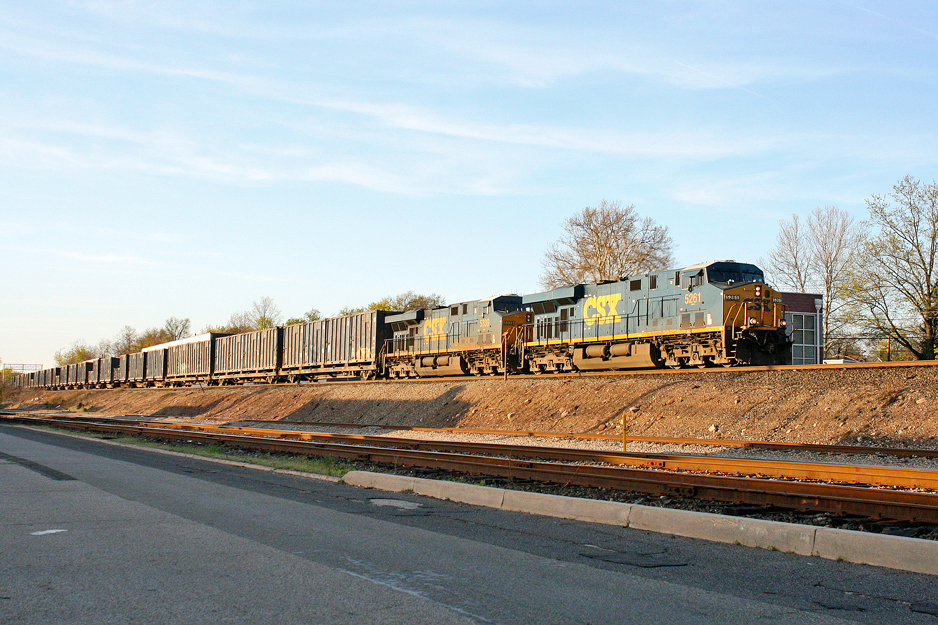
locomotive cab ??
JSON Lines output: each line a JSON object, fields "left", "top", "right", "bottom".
{"left": 705, "top": 261, "right": 790, "bottom": 365}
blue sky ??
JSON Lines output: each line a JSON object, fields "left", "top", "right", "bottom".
{"left": 2, "top": 1, "right": 937, "bottom": 367}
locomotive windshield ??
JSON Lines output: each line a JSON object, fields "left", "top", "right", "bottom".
{"left": 706, "top": 262, "right": 764, "bottom": 285}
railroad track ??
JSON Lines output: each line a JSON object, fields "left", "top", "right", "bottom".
{"left": 24, "top": 357, "right": 938, "bottom": 391}
{"left": 251, "top": 420, "right": 938, "bottom": 460}
{"left": 5, "top": 412, "right": 938, "bottom": 524}
{"left": 6, "top": 411, "right": 937, "bottom": 488}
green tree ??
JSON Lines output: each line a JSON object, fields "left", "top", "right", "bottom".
{"left": 0, "top": 357, "right": 11, "bottom": 404}
{"left": 135, "top": 327, "right": 171, "bottom": 349}
{"left": 285, "top": 308, "right": 322, "bottom": 325}
{"left": 340, "top": 292, "right": 446, "bottom": 315}
{"left": 54, "top": 341, "right": 96, "bottom": 366}
{"left": 846, "top": 176, "right": 938, "bottom": 360}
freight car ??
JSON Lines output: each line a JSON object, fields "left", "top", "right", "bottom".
{"left": 17, "top": 260, "right": 791, "bottom": 389}
{"left": 142, "top": 333, "right": 229, "bottom": 387}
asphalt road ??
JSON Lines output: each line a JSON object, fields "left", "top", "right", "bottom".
{"left": 1, "top": 423, "right": 936, "bottom": 624}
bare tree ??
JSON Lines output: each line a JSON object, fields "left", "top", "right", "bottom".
{"left": 761, "top": 207, "right": 865, "bottom": 357}
{"left": 163, "top": 316, "right": 192, "bottom": 341}
{"left": 540, "top": 200, "right": 675, "bottom": 290}
{"left": 251, "top": 296, "right": 283, "bottom": 330}
{"left": 807, "top": 206, "right": 865, "bottom": 354}
{"left": 95, "top": 338, "right": 116, "bottom": 358}
{"left": 113, "top": 326, "right": 138, "bottom": 355}
{"left": 847, "top": 176, "right": 938, "bottom": 360}
{"left": 761, "top": 214, "right": 811, "bottom": 292}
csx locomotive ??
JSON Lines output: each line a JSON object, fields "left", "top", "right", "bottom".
{"left": 16, "top": 260, "right": 791, "bottom": 389}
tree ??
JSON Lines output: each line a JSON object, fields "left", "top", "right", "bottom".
{"left": 372, "top": 291, "right": 445, "bottom": 312}
{"left": 113, "top": 326, "right": 139, "bottom": 355}
{"left": 95, "top": 338, "right": 115, "bottom": 358}
{"left": 540, "top": 200, "right": 675, "bottom": 289}
{"left": 250, "top": 296, "right": 283, "bottom": 330}
{"left": 763, "top": 207, "right": 865, "bottom": 356}
{"left": 339, "top": 292, "right": 446, "bottom": 315}
{"left": 285, "top": 308, "right": 322, "bottom": 325}
{"left": 55, "top": 340, "right": 96, "bottom": 366}
{"left": 761, "top": 214, "right": 812, "bottom": 292}
{"left": 163, "top": 316, "right": 192, "bottom": 341}
{"left": 807, "top": 206, "right": 866, "bottom": 356}
{"left": 0, "top": 357, "right": 10, "bottom": 402}
{"left": 846, "top": 176, "right": 938, "bottom": 360}
{"left": 202, "top": 311, "right": 253, "bottom": 335}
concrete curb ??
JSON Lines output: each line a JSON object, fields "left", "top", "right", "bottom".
{"left": 341, "top": 470, "right": 938, "bottom": 576}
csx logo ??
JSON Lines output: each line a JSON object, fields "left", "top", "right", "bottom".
{"left": 583, "top": 294, "right": 622, "bottom": 326}
{"left": 423, "top": 318, "right": 446, "bottom": 340}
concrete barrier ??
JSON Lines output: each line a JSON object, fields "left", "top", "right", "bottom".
{"left": 628, "top": 505, "right": 817, "bottom": 556}
{"left": 341, "top": 471, "right": 938, "bottom": 575}
{"left": 814, "top": 527, "right": 938, "bottom": 575}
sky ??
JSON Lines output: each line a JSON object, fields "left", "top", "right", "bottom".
{"left": 2, "top": 1, "right": 938, "bottom": 367}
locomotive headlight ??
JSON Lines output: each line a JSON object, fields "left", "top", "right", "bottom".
{"left": 748, "top": 317, "right": 758, "bottom": 326}
{"left": 779, "top": 319, "right": 787, "bottom": 327}
{"left": 755, "top": 286, "right": 762, "bottom": 297}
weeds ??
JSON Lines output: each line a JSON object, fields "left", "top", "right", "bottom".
{"left": 31, "top": 426, "right": 354, "bottom": 477}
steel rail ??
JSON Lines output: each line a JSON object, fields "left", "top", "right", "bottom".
{"left": 19, "top": 357, "right": 938, "bottom": 392}
{"left": 4, "top": 412, "right": 937, "bottom": 490}
{"left": 8, "top": 409, "right": 937, "bottom": 461}
{"left": 253, "top": 420, "right": 938, "bottom": 460}
{"left": 6, "top": 414, "right": 938, "bottom": 523}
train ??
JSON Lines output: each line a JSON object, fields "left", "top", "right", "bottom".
{"left": 14, "top": 260, "right": 792, "bottom": 390}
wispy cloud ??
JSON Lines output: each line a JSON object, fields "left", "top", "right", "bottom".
{"left": 54, "top": 250, "right": 147, "bottom": 264}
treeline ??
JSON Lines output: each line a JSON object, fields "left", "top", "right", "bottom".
{"left": 760, "top": 175, "right": 938, "bottom": 362}
{"left": 53, "top": 291, "right": 444, "bottom": 366}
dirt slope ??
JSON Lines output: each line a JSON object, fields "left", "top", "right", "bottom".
{"left": 6, "top": 365, "right": 938, "bottom": 448}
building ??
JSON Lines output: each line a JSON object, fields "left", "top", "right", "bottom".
{"left": 780, "top": 292, "right": 823, "bottom": 365}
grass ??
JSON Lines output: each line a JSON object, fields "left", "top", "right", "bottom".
{"left": 31, "top": 426, "right": 354, "bottom": 477}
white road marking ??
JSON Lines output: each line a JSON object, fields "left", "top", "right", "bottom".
{"left": 30, "top": 529, "right": 68, "bottom": 536}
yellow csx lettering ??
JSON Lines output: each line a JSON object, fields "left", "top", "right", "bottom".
{"left": 423, "top": 317, "right": 447, "bottom": 340}
{"left": 583, "top": 294, "right": 622, "bottom": 326}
